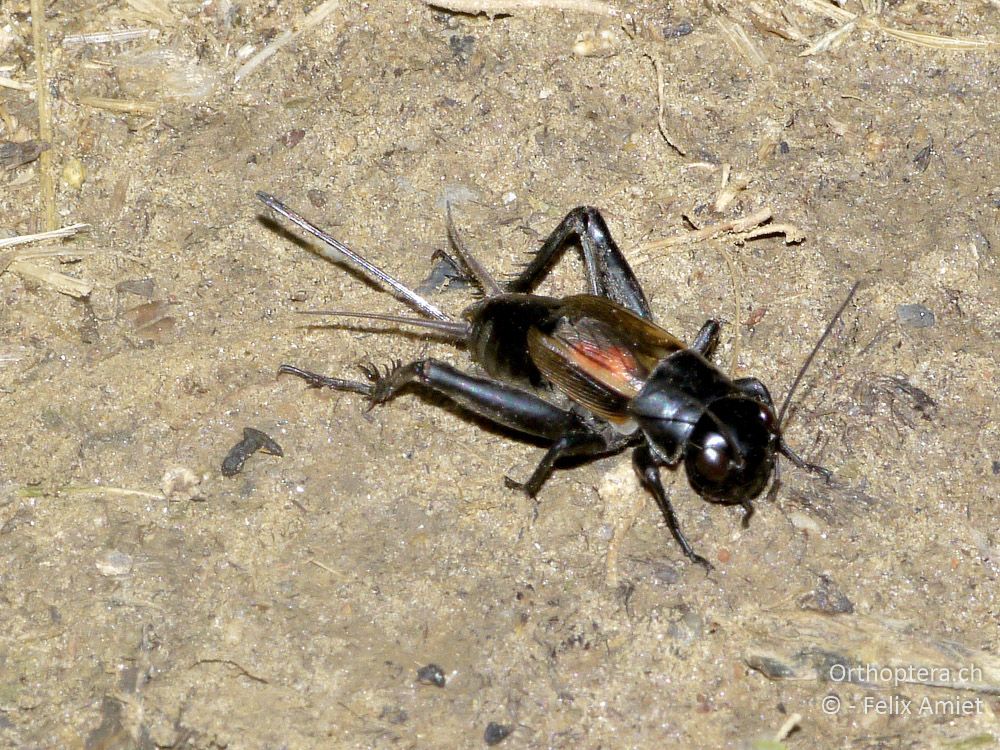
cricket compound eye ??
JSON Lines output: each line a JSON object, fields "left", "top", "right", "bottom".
{"left": 684, "top": 397, "right": 775, "bottom": 502}
{"left": 691, "top": 432, "right": 733, "bottom": 484}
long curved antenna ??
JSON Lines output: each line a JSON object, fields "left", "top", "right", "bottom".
{"left": 445, "top": 203, "right": 503, "bottom": 297}
{"left": 295, "top": 310, "right": 470, "bottom": 340}
{"left": 777, "top": 281, "right": 861, "bottom": 427}
{"left": 257, "top": 192, "right": 451, "bottom": 322}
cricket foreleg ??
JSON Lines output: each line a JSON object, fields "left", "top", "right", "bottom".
{"left": 632, "top": 444, "right": 712, "bottom": 570}
{"left": 691, "top": 319, "right": 722, "bottom": 357}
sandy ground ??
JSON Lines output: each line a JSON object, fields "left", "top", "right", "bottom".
{"left": 1, "top": 0, "right": 998, "bottom": 747}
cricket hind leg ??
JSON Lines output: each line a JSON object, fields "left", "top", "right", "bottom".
{"left": 362, "top": 358, "right": 636, "bottom": 497}
{"left": 282, "top": 357, "right": 630, "bottom": 498}
{"left": 283, "top": 357, "right": 590, "bottom": 439}
{"left": 506, "top": 207, "right": 653, "bottom": 320}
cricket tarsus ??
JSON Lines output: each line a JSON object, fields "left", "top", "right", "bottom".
{"left": 278, "top": 364, "right": 373, "bottom": 396}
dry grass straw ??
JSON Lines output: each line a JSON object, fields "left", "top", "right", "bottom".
{"left": 56, "top": 485, "right": 167, "bottom": 500}
{"left": 235, "top": 0, "right": 342, "bottom": 83}
{"left": 0, "top": 76, "right": 33, "bottom": 92}
{"left": 63, "top": 28, "right": 161, "bottom": 46}
{"left": 796, "top": 0, "right": 996, "bottom": 53}
{"left": 714, "top": 15, "right": 771, "bottom": 71}
{"left": 0, "top": 224, "right": 94, "bottom": 298}
{"left": 30, "top": 0, "right": 56, "bottom": 232}
{"left": 637, "top": 185, "right": 805, "bottom": 376}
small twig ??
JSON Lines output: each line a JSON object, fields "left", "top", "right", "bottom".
{"left": 644, "top": 53, "right": 686, "bottom": 156}
{"left": 420, "top": 0, "right": 617, "bottom": 17}
{"left": 774, "top": 712, "right": 802, "bottom": 742}
{"left": 743, "top": 223, "right": 806, "bottom": 243}
{"left": 31, "top": 0, "right": 56, "bottom": 231}
{"left": 193, "top": 659, "right": 270, "bottom": 684}
{"left": 639, "top": 208, "right": 775, "bottom": 251}
{"left": 78, "top": 95, "right": 160, "bottom": 114}
{"left": 713, "top": 164, "right": 750, "bottom": 212}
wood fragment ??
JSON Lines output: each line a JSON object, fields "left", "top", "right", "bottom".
{"left": 0, "top": 76, "right": 34, "bottom": 92}
{"left": 0, "top": 140, "right": 47, "bottom": 169}
{"left": 5, "top": 260, "right": 93, "bottom": 297}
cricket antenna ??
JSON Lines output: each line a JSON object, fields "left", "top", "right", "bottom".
{"left": 257, "top": 191, "right": 452, "bottom": 322}
{"left": 295, "top": 310, "right": 471, "bottom": 341}
{"left": 777, "top": 281, "right": 861, "bottom": 428}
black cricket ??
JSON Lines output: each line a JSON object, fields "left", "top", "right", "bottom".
{"left": 258, "top": 192, "right": 855, "bottom": 568}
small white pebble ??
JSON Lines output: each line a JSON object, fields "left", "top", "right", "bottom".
{"left": 788, "top": 511, "right": 821, "bottom": 533}
{"left": 502, "top": 191, "right": 517, "bottom": 206}
{"left": 96, "top": 550, "right": 133, "bottom": 577}
{"left": 161, "top": 466, "right": 202, "bottom": 502}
